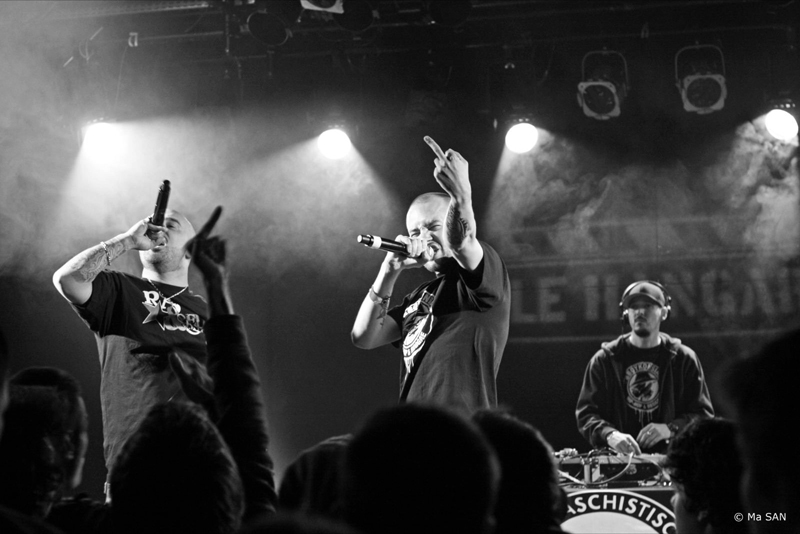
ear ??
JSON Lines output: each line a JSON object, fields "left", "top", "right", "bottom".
{"left": 661, "top": 307, "right": 669, "bottom": 320}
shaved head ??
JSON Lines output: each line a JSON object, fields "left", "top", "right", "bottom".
{"left": 166, "top": 209, "right": 196, "bottom": 237}
{"left": 409, "top": 193, "right": 449, "bottom": 212}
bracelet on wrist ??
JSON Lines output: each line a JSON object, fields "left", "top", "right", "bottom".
{"left": 368, "top": 286, "right": 391, "bottom": 307}
{"left": 100, "top": 241, "right": 113, "bottom": 266}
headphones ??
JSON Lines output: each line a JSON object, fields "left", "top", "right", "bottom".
{"left": 619, "top": 280, "right": 672, "bottom": 322}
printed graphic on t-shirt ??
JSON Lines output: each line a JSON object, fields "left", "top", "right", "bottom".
{"left": 402, "top": 288, "right": 437, "bottom": 373}
{"left": 141, "top": 290, "right": 203, "bottom": 335}
{"left": 624, "top": 361, "right": 660, "bottom": 422}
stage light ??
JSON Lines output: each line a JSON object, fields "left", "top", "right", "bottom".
{"left": 504, "top": 121, "right": 539, "bottom": 154}
{"left": 318, "top": 128, "right": 352, "bottom": 159}
{"left": 577, "top": 50, "right": 629, "bottom": 120}
{"left": 765, "top": 107, "right": 798, "bottom": 141}
{"left": 675, "top": 44, "right": 727, "bottom": 114}
{"left": 79, "top": 120, "right": 126, "bottom": 162}
{"left": 78, "top": 116, "right": 112, "bottom": 142}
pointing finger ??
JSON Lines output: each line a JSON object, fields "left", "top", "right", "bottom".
{"left": 185, "top": 206, "right": 222, "bottom": 254}
{"left": 197, "top": 206, "right": 223, "bottom": 239}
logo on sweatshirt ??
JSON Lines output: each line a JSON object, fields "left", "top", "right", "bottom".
{"left": 625, "top": 361, "right": 660, "bottom": 416}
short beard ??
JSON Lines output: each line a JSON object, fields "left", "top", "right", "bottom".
{"left": 141, "top": 249, "right": 182, "bottom": 274}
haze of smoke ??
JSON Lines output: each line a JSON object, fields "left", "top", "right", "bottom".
{"left": 484, "top": 130, "right": 604, "bottom": 257}
{"left": 745, "top": 173, "right": 800, "bottom": 261}
{"left": 486, "top": 121, "right": 799, "bottom": 269}
{"left": 2, "top": 58, "right": 396, "bottom": 288}
{"left": 41, "top": 111, "right": 398, "bottom": 285}
{"left": 486, "top": 131, "right": 699, "bottom": 258}
{"left": 702, "top": 121, "right": 800, "bottom": 263}
{"left": 225, "top": 138, "right": 399, "bottom": 281}
{"left": 0, "top": 28, "right": 80, "bottom": 279}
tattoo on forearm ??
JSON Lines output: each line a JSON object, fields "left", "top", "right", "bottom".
{"left": 72, "top": 241, "right": 125, "bottom": 283}
{"left": 72, "top": 247, "right": 107, "bottom": 283}
{"left": 446, "top": 204, "right": 470, "bottom": 248}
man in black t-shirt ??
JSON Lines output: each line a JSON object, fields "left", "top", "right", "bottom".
{"left": 351, "top": 137, "right": 510, "bottom": 414}
{"left": 575, "top": 281, "right": 714, "bottom": 455}
{"left": 53, "top": 208, "right": 212, "bottom": 484}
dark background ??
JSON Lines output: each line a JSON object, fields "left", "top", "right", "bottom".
{"left": 1, "top": 0, "right": 799, "bottom": 500}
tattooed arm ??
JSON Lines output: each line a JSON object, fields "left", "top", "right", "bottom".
{"left": 351, "top": 252, "right": 403, "bottom": 349}
{"left": 424, "top": 136, "right": 484, "bottom": 271}
{"left": 52, "top": 218, "right": 163, "bottom": 305}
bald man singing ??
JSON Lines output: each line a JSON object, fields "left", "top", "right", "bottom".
{"left": 53, "top": 207, "right": 208, "bottom": 488}
{"left": 351, "top": 137, "right": 511, "bottom": 414}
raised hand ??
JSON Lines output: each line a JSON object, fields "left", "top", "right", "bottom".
{"left": 185, "top": 206, "right": 225, "bottom": 281}
{"left": 125, "top": 218, "right": 168, "bottom": 251}
{"left": 422, "top": 136, "right": 481, "bottom": 269}
{"left": 184, "top": 206, "right": 232, "bottom": 315}
{"left": 424, "top": 135, "right": 472, "bottom": 202}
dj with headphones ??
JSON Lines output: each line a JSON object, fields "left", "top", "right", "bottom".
{"left": 575, "top": 281, "right": 715, "bottom": 455}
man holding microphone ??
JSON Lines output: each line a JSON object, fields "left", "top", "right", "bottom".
{"left": 351, "top": 137, "right": 511, "bottom": 414}
{"left": 52, "top": 197, "right": 215, "bottom": 489}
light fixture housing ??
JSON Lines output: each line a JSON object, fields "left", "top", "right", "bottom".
{"left": 300, "top": 0, "right": 344, "bottom": 14}
{"left": 333, "top": 0, "right": 375, "bottom": 32}
{"left": 576, "top": 50, "right": 629, "bottom": 120}
{"left": 675, "top": 44, "right": 727, "bottom": 114}
{"left": 247, "top": 11, "right": 292, "bottom": 46}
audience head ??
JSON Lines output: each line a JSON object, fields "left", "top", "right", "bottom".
{"left": 0, "top": 384, "right": 73, "bottom": 518}
{"left": 343, "top": 402, "right": 499, "bottom": 534}
{"left": 472, "top": 409, "right": 564, "bottom": 533}
{"left": 109, "top": 401, "right": 244, "bottom": 534}
{"left": 11, "top": 367, "right": 88, "bottom": 489}
{"left": 719, "top": 329, "right": 800, "bottom": 534}
{"left": 278, "top": 434, "right": 351, "bottom": 521}
{"left": 664, "top": 417, "right": 746, "bottom": 534}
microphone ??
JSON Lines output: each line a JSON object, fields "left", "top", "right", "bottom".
{"left": 357, "top": 234, "right": 408, "bottom": 255}
{"left": 150, "top": 180, "right": 171, "bottom": 226}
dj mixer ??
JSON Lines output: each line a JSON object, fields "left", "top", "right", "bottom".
{"left": 556, "top": 450, "right": 670, "bottom": 487}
